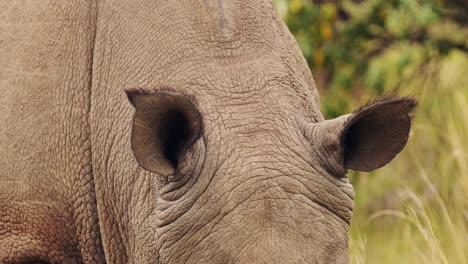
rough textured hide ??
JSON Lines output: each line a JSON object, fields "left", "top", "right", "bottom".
{"left": 0, "top": 1, "right": 104, "bottom": 263}
{"left": 0, "top": 1, "right": 415, "bottom": 263}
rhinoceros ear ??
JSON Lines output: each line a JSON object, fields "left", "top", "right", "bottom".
{"left": 309, "top": 96, "right": 416, "bottom": 175}
{"left": 126, "top": 89, "right": 203, "bottom": 176}
{"left": 341, "top": 96, "right": 416, "bottom": 171}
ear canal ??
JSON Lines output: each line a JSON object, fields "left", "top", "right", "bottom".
{"left": 126, "top": 90, "right": 203, "bottom": 175}
{"left": 342, "top": 96, "right": 417, "bottom": 171}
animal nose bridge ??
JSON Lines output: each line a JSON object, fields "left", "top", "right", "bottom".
{"left": 234, "top": 227, "right": 310, "bottom": 264}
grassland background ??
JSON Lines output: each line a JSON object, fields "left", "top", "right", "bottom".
{"left": 274, "top": 0, "right": 468, "bottom": 263}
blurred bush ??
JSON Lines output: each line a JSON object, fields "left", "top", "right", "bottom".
{"left": 275, "top": 0, "right": 468, "bottom": 263}
{"left": 276, "top": 0, "right": 468, "bottom": 117}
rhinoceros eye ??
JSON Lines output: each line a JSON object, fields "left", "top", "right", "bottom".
{"left": 126, "top": 89, "right": 203, "bottom": 176}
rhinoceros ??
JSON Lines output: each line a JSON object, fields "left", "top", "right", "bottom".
{"left": 0, "top": 0, "right": 415, "bottom": 263}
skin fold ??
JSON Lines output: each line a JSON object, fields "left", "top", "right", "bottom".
{"left": 0, "top": 0, "right": 415, "bottom": 263}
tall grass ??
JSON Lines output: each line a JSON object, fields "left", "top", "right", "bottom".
{"left": 349, "top": 51, "right": 468, "bottom": 264}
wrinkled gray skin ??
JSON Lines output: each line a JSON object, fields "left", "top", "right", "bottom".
{"left": 0, "top": 1, "right": 416, "bottom": 263}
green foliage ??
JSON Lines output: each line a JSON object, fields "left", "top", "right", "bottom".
{"left": 276, "top": 0, "right": 468, "bottom": 117}
{"left": 275, "top": 1, "right": 468, "bottom": 263}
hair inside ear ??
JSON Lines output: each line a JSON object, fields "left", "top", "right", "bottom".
{"left": 342, "top": 96, "right": 416, "bottom": 172}
{"left": 127, "top": 90, "right": 203, "bottom": 175}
